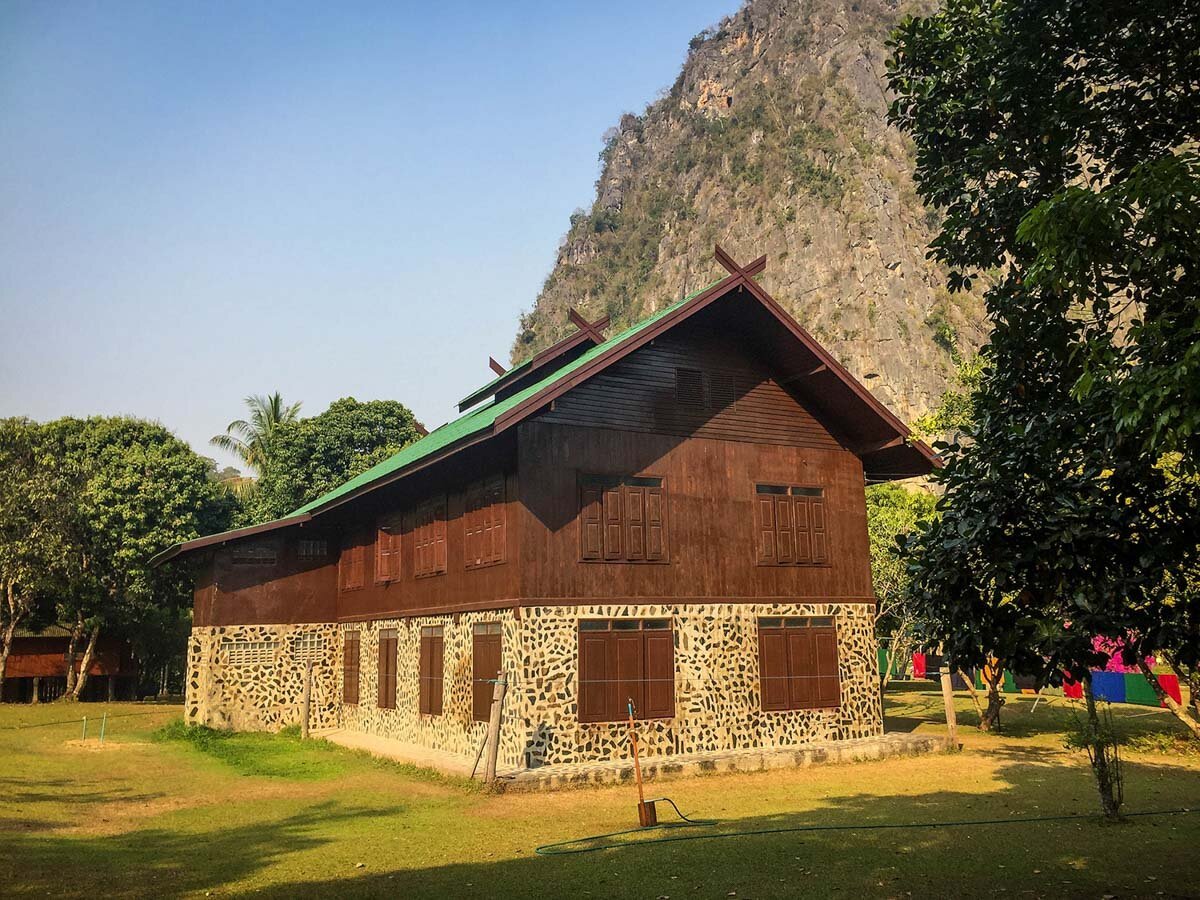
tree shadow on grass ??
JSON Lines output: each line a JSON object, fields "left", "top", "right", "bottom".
{"left": 252, "top": 754, "right": 1200, "bottom": 900}
{"left": 1, "top": 801, "right": 401, "bottom": 899}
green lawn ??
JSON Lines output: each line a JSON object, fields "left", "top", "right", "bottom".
{"left": 3, "top": 691, "right": 1199, "bottom": 898}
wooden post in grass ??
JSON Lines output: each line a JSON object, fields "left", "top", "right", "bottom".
{"left": 300, "top": 661, "right": 312, "bottom": 740}
{"left": 940, "top": 658, "right": 959, "bottom": 750}
{"left": 483, "top": 676, "right": 508, "bottom": 784}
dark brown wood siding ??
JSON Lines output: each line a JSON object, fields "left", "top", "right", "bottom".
{"left": 193, "top": 529, "right": 338, "bottom": 627}
{"left": 537, "top": 322, "right": 842, "bottom": 450}
{"left": 517, "top": 421, "right": 872, "bottom": 603}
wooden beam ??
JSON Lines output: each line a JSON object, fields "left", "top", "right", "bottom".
{"left": 780, "top": 363, "right": 828, "bottom": 384}
{"left": 714, "top": 245, "right": 767, "bottom": 279}
{"left": 567, "top": 307, "right": 610, "bottom": 343}
{"left": 488, "top": 356, "right": 506, "bottom": 376}
{"left": 856, "top": 436, "right": 906, "bottom": 455}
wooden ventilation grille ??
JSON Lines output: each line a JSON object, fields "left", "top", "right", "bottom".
{"left": 707, "top": 371, "right": 737, "bottom": 411}
{"left": 222, "top": 640, "right": 279, "bottom": 666}
{"left": 674, "top": 367, "right": 705, "bottom": 406}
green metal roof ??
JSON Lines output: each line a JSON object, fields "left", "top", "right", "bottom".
{"left": 289, "top": 283, "right": 715, "bottom": 517}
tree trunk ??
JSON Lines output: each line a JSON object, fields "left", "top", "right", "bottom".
{"left": 979, "top": 665, "right": 1006, "bottom": 731}
{"left": 959, "top": 670, "right": 986, "bottom": 719}
{"left": 1136, "top": 658, "right": 1200, "bottom": 740}
{"left": 1083, "top": 678, "right": 1124, "bottom": 821}
{"left": 62, "top": 617, "right": 84, "bottom": 700}
{"left": 0, "top": 581, "right": 23, "bottom": 702}
{"left": 71, "top": 625, "right": 101, "bottom": 701}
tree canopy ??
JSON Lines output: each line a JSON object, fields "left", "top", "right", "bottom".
{"left": 247, "top": 398, "right": 423, "bottom": 522}
{"left": 210, "top": 392, "right": 301, "bottom": 475}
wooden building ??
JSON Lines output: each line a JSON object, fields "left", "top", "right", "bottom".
{"left": 1, "top": 625, "right": 137, "bottom": 703}
{"left": 154, "top": 249, "right": 935, "bottom": 770}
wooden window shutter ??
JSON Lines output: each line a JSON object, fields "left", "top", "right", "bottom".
{"left": 343, "top": 633, "right": 360, "bottom": 705}
{"left": 472, "top": 632, "right": 502, "bottom": 722}
{"left": 602, "top": 486, "right": 623, "bottom": 560}
{"left": 814, "top": 627, "right": 840, "bottom": 706}
{"left": 645, "top": 485, "right": 666, "bottom": 561}
{"left": 643, "top": 631, "right": 675, "bottom": 718}
{"left": 774, "top": 496, "right": 796, "bottom": 563}
{"left": 464, "top": 489, "right": 481, "bottom": 568}
{"left": 577, "top": 631, "right": 610, "bottom": 723}
{"left": 758, "top": 629, "right": 788, "bottom": 711}
{"left": 430, "top": 634, "right": 444, "bottom": 714}
{"left": 613, "top": 631, "right": 645, "bottom": 719}
{"left": 418, "top": 636, "right": 431, "bottom": 715}
{"left": 756, "top": 496, "right": 777, "bottom": 564}
{"left": 624, "top": 485, "right": 646, "bottom": 560}
{"left": 580, "top": 487, "right": 603, "bottom": 560}
{"left": 810, "top": 497, "right": 828, "bottom": 564}
{"left": 378, "top": 633, "right": 397, "bottom": 710}
{"left": 786, "top": 629, "right": 816, "bottom": 709}
{"left": 793, "top": 497, "right": 813, "bottom": 564}
{"left": 433, "top": 500, "right": 447, "bottom": 574}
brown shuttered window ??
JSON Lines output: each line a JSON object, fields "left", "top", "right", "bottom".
{"left": 375, "top": 514, "right": 402, "bottom": 583}
{"left": 413, "top": 496, "right": 447, "bottom": 578}
{"left": 339, "top": 537, "right": 365, "bottom": 591}
{"left": 464, "top": 477, "right": 506, "bottom": 569}
{"left": 343, "top": 631, "right": 360, "bottom": 705}
{"left": 472, "top": 623, "right": 503, "bottom": 722}
{"left": 579, "top": 475, "right": 667, "bottom": 563}
{"left": 377, "top": 630, "right": 397, "bottom": 710}
{"left": 755, "top": 485, "right": 828, "bottom": 566}
{"left": 577, "top": 619, "right": 674, "bottom": 722}
{"left": 418, "top": 626, "right": 444, "bottom": 716}
{"left": 758, "top": 617, "right": 840, "bottom": 711}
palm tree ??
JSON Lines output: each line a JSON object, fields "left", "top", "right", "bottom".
{"left": 210, "top": 392, "right": 302, "bottom": 476}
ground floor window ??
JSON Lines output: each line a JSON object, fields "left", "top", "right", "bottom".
{"left": 377, "top": 629, "right": 397, "bottom": 710}
{"left": 577, "top": 619, "right": 674, "bottom": 723}
{"left": 758, "top": 616, "right": 840, "bottom": 711}
{"left": 419, "top": 626, "right": 444, "bottom": 716}
{"left": 343, "top": 631, "right": 360, "bottom": 705}
{"left": 472, "top": 623, "right": 502, "bottom": 722}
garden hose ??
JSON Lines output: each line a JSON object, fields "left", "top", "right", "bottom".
{"left": 534, "top": 806, "right": 1196, "bottom": 856}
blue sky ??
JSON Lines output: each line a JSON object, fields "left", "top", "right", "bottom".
{"left": 0, "top": 0, "right": 734, "bottom": 469}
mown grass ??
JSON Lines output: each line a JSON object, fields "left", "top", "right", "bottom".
{"left": 2, "top": 692, "right": 1199, "bottom": 899}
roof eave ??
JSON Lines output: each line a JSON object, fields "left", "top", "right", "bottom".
{"left": 149, "top": 513, "right": 312, "bottom": 567}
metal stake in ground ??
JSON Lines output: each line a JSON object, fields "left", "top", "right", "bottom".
{"left": 627, "top": 700, "right": 657, "bottom": 827}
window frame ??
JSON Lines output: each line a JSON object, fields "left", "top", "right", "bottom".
{"left": 339, "top": 535, "right": 366, "bottom": 591}
{"left": 577, "top": 618, "right": 675, "bottom": 723}
{"left": 464, "top": 476, "right": 507, "bottom": 570}
{"left": 296, "top": 539, "right": 328, "bottom": 560}
{"left": 418, "top": 626, "right": 444, "bottom": 716}
{"left": 377, "top": 629, "right": 398, "bottom": 710}
{"left": 471, "top": 622, "right": 503, "bottom": 722}
{"left": 230, "top": 543, "right": 277, "bottom": 566}
{"left": 374, "top": 513, "right": 403, "bottom": 584}
{"left": 412, "top": 496, "right": 448, "bottom": 578}
{"left": 343, "top": 631, "right": 360, "bottom": 705}
{"left": 578, "top": 474, "right": 669, "bottom": 564}
{"left": 757, "top": 616, "right": 841, "bottom": 712}
{"left": 754, "top": 482, "right": 830, "bottom": 567}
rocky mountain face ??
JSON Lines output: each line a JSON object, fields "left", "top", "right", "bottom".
{"left": 511, "top": 0, "right": 986, "bottom": 424}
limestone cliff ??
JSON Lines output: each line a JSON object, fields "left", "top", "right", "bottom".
{"left": 511, "top": 0, "right": 985, "bottom": 424}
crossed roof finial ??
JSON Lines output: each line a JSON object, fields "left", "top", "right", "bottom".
{"left": 567, "top": 307, "right": 610, "bottom": 343}
{"left": 714, "top": 245, "right": 767, "bottom": 279}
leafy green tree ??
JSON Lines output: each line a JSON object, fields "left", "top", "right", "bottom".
{"left": 0, "top": 419, "right": 65, "bottom": 698}
{"left": 210, "top": 392, "right": 301, "bottom": 476}
{"left": 911, "top": 355, "right": 981, "bottom": 444}
{"left": 248, "top": 398, "right": 423, "bottom": 522}
{"left": 40, "top": 417, "right": 237, "bottom": 700}
{"left": 866, "top": 483, "right": 936, "bottom": 689}
{"left": 889, "top": 0, "right": 1200, "bottom": 816}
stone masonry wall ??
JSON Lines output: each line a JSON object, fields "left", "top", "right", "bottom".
{"left": 340, "top": 610, "right": 525, "bottom": 770}
{"left": 515, "top": 602, "right": 880, "bottom": 768}
{"left": 187, "top": 623, "right": 341, "bottom": 731}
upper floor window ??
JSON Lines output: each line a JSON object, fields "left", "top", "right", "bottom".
{"left": 296, "top": 539, "right": 328, "bottom": 560}
{"left": 231, "top": 543, "right": 276, "bottom": 566}
{"left": 375, "top": 514, "right": 402, "bottom": 583}
{"left": 755, "top": 484, "right": 828, "bottom": 566}
{"left": 339, "top": 538, "right": 365, "bottom": 591}
{"left": 579, "top": 474, "right": 667, "bottom": 563}
{"left": 413, "top": 496, "right": 447, "bottom": 578}
{"left": 464, "top": 477, "right": 506, "bottom": 570}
